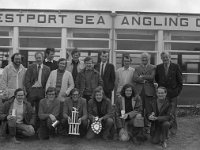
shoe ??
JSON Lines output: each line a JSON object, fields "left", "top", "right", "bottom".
{"left": 10, "top": 137, "right": 21, "bottom": 144}
{"left": 162, "top": 141, "right": 167, "bottom": 149}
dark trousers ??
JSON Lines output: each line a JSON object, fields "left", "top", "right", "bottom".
{"left": 104, "top": 90, "right": 112, "bottom": 100}
{"left": 169, "top": 97, "right": 178, "bottom": 135}
{"left": 151, "top": 121, "right": 171, "bottom": 144}
{"left": 140, "top": 88, "right": 154, "bottom": 126}
{"left": 38, "top": 118, "right": 55, "bottom": 139}
{"left": 86, "top": 118, "right": 114, "bottom": 139}
{"left": 28, "top": 87, "right": 45, "bottom": 130}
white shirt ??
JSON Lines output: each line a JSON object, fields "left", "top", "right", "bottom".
{"left": 32, "top": 64, "right": 43, "bottom": 87}
{"left": 116, "top": 66, "right": 135, "bottom": 94}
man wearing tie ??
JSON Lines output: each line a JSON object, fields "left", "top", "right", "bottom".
{"left": 25, "top": 52, "right": 51, "bottom": 130}
{"left": 94, "top": 51, "right": 115, "bottom": 99}
{"left": 155, "top": 51, "right": 183, "bottom": 135}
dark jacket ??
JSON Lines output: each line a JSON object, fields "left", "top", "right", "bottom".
{"left": 146, "top": 98, "right": 175, "bottom": 137}
{"left": 115, "top": 95, "right": 142, "bottom": 129}
{"left": 63, "top": 97, "right": 87, "bottom": 121}
{"left": 88, "top": 98, "right": 113, "bottom": 122}
{"left": 75, "top": 68, "right": 103, "bottom": 96}
{"left": 0, "top": 97, "right": 35, "bottom": 136}
{"left": 43, "top": 60, "right": 58, "bottom": 71}
{"left": 24, "top": 63, "right": 50, "bottom": 93}
{"left": 94, "top": 63, "right": 115, "bottom": 93}
{"left": 155, "top": 63, "right": 183, "bottom": 98}
{"left": 38, "top": 98, "right": 60, "bottom": 120}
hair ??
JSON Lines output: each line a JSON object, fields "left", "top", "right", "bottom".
{"left": 57, "top": 58, "right": 67, "bottom": 66}
{"left": 157, "top": 86, "right": 167, "bottom": 93}
{"left": 11, "top": 53, "right": 23, "bottom": 62}
{"left": 160, "top": 51, "right": 170, "bottom": 58}
{"left": 45, "top": 48, "right": 55, "bottom": 55}
{"left": 101, "top": 50, "right": 108, "bottom": 55}
{"left": 92, "top": 86, "right": 105, "bottom": 100}
{"left": 35, "top": 51, "right": 44, "bottom": 58}
{"left": 123, "top": 55, "right": 132, "bottom": 62}
{"left": 70, "top": 88, "right": 80, "bottom": 97}
{"left": 71, "top": 48, "right": 80, "bottom": 56}
{"left": 141, "top": 52, "right": 150, "bottom": 60}
{"left": 120, "top": 84, "right": 136, "bottom": 98}
{"left": 14, "top": 88, "right": 25, "bottom": 97}
{"left": 46, "top": 87, "right": 57, "bottom": 97}
{"left": 84, "top": 56, "right": 93, "bottom": 63}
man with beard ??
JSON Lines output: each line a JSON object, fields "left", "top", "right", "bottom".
{"left": 0, "top": 53, "right": 27, "bottom": 99}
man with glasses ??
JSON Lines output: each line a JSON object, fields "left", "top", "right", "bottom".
{"left": 63, "top": 88, "right": 88, "bottom": 137}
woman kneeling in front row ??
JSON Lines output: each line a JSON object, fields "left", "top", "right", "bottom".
{"left": 115, "top": 84, "right": 146, "bottom": 144}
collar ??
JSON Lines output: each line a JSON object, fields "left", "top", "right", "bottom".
{"left": 11, "top": 63, "right": 23, "bottom": 72}
{"left": 100, "top": 61, "right": 107, "bottom": 66}
{"left": 71, "top": 59, "right": 80, "bottom": 65}
{"left": 45, "top": 58, "right": 53, "bottom": 63}
{"left": 37, "top": 64, "right": 43, "bottom": 69}
{"left": 122, "top": 66, "right": 130, "bottom": 71}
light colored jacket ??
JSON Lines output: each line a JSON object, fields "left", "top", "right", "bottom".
{"left": 46, "top": 70, "right": 74, "bottom": 101}
{"left": 66, "top": 60, "right": 85, "bottom": 74}
{"left": 0, "top": 63, "right": 26, "bottom": 98}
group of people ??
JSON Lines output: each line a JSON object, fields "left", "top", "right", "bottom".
{"left": 0, "top": 48, "right": 183, "bottom": 148}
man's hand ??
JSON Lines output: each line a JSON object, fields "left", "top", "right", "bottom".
{"left": 7, "top": 115, "right": 16, "bottom": 121}
{"left": 49, "top": 114, "right": 56, "bottom": 122}
{"left": 121, "top": 113, "right": 129, "bottom": 120}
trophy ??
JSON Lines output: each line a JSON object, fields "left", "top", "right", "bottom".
{"left": 91, "top": 117, "right": 102, "bottom": 134}
{"left": 68, "top": 107, "right": 80, "bottom": 135}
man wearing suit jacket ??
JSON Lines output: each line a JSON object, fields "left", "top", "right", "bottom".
{"left": 133, "top": 53, "right": 156, "bottom": 125}
{"left": 94, "top": 51, "right": 115, "bottom": 99}
{"left": 25, "top": 52, "right": 51, "bottom": 130}
{"left": 155, "top": 51, "right": 183, "bottom": 134}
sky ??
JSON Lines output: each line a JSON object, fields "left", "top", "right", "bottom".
{"left": 0, "top": 0, "right": 200, "bottom": 14}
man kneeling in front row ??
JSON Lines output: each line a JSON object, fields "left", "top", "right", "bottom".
{"left": 0, "top": 88, "right": 35, "bottom": 143}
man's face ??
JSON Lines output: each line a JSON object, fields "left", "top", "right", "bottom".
{"left": 46, "top": 51, "right": 55, "bottom": 61}
{"left": 123, "top": 57, "right": 131, "bottom": 68}
{"left": 72, "top": 52, "right": 80, "bottom": 62}
{"left": 101, "top": 53, "right": 108, "bottom": 63}
{"left": 161, "top": 53, "right": 171, "bottom": 65}
{"left": 35, "top": 53, "right": 43, "bottom": 65}
{"left": 72, "top": 91, "right": 79, "bottom": 102}
{"left": 58, "top": 60, "right": 67, "bottom": 71}
{"left": 46, "top": 91, "right": 56, "bottom": 101}
{"left": 157, "top": 88, "right": 167, "bottom": 100}
{"left": 85, "top": 59, "right": 93, "bottom": 70}
{"left": 95, "top": 91, "right": 103, "bottom": 102}
{"left": 141, "top": 56, "right": 148, "bottom": 66}
{"left": 16, "top": 91, "right": 25, "bottom": 103}
{"left": 13, "top": 55, "right": 22, "bottom": 67}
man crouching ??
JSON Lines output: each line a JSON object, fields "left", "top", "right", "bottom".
{"left": 0, "top": 88, "right": 35, "bottom": 144}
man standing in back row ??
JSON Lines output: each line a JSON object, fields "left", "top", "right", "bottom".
{"left": 43, "top": 48, "right": 58, "bottom": 71}
{"left": 155, "top": 51, "right": 183, "bottom": 135}
{"left": 25, "top": 52, "right": 50, "bottom": 130}
{"left": 94, "top": 51, "right": 115, "bottom": 99}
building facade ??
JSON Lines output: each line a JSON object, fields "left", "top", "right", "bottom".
{"left": 0, "top": 9, "right": 200, "bottom": 105}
